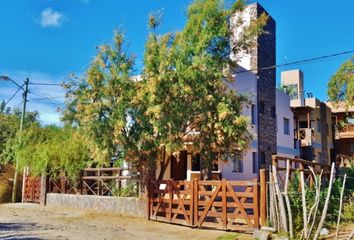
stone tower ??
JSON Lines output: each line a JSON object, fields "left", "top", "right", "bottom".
{"left": 232, "top": 3, "right": 277, "bottom": 166}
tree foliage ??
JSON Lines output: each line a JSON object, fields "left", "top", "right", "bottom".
{"left": 328, "top": 56, "right": 354, "bottom": 108}
{"left": 0, "top": 103, "right": 39, "bottom": 162}
{"left": 2, "top": 124, "right": 92, "bottom": 179}
{"left": 63, "top": 0, "right": 268, "bottom": 178}
{"left": 63, "top": 31, "right": 136, "bottom": 164}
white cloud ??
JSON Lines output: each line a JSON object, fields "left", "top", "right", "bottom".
{"left": 40, "top": 8, "right": 66, "bottom": 28}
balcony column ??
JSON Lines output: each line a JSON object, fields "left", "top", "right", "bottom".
{"left": 307, "top": 112, "right": 310, "bottom": 128}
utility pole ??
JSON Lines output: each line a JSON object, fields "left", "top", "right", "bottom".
{"left": 11, "top": 78, "right": 29, "bottom": 203}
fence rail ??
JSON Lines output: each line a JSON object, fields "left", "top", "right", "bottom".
{"left": 148, "top": 179, "right": 259, "bottom": 232}
{"left": 48, "top": 167, "right": 139, "bottom": 197}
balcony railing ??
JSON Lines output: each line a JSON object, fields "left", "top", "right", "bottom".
{"left": 297, "top": 128, "right": 314, "bottom": 147}
{"left": 340, "top": 124, "right": 354, "bottom": 132}
{"left": 336, "top": 124, "right": 354, "bottom": 139}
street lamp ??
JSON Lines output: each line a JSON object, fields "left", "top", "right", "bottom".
{"left": 0, "top": 75, "right": 29, "bottom": 203}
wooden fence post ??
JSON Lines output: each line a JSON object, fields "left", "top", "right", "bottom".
{"left": 146, "top": 176, "right": 150, "bottom": 220}
{"left": 222, "top": 179, "right": 227, "bottom": 229}
{"left": 21, "top": 166, "right": 28, "bottom": 203}
{"left": 97, "top": 168, "right": 100, "bottom": 195}
{"left": 168, "top": 181, "right": 173, "bottom": 223}
{"left": 259, "top": 169, "right": 267, "bottom": 227}
{"left": 193, "top": 179, "right": 198, "bottom": 227}
{"left": 40, "top": 172, "right": 47, "bottom": 205}
{"left": 253, "top": 178, "right": 260, "bottom": 229}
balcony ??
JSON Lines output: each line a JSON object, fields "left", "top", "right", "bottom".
{"left": 338, "top": 124, "right": 354, "bottom": 139}
{"left": 297, "top": 128, "right": 314, "bottom": 147}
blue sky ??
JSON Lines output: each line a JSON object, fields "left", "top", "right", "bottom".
{"left": 0, "top": 0, "right": 353, "bottom": 125}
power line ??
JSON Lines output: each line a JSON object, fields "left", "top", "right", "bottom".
{"left": 29, "top": 96, "right": 65, "bottom": 101}
{"left": 29, "top": 82, "right": 63, "bottom": 86}
{"left": 235, "top": 50, "right": 354, "bottom": 74}
{"left": 4, "top": 87, "right": 23, "bottom": 106}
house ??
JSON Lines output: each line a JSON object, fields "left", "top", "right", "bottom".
{"left": 281, "top": 69, "right": 333, "bottom": 165}
{"left": 326, "top": 102, "right": 354, "bottom": 167}
{"left": 156, "top": 3, "right": 299, "bottom": 181}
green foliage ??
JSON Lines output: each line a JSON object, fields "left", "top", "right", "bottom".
{"left": 342, "top": 200, "right": 354, "bottom": 223}
{"left": 328, "top": 56, "right": 354, "bottom": 108}
{"left": 288, "top": 170, "right": 354, "bottom": 238}
{"left": 112, "top": 181, "right": 139, "bottom": 197}
{"left": 63, "top": 0, "right": 267, "bottom": 178}
{"left": 63, "top": 30, "right": 136, "bottom": 165}
{"left": 3, "top": 124, "right": 92, "bottom": 180}
{"left": 0, "top": 105, "right": 39, "bottom": 163}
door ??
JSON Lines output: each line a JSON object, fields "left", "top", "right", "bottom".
{"left": 171, "top": 151, "right": 187, "bottom": 180}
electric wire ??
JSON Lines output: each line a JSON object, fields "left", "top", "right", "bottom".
{"left": 234, "top": 50, "right": 354, "bottom": 74}
{"left": 4, "top": 86, "right": 23, "bottom": 106}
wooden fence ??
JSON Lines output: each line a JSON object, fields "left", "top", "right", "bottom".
{"left": 23, "top": 176, "right": 41, "bottom": 203}
{"left": 148, "top": 179, "right": 260, "bottom": 232}
{"left": 272, "top": 155, "right": 331, "bottom": 190}
{"left": 48, "top": 167, "right": 138, "bottom": 196}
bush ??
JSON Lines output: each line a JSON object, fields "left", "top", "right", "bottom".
{"left": 288, "top": 170, "right": 353, "bottom": 238}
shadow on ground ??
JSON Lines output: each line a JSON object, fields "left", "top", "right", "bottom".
{"left": 0, "top": 222, "right": 41, "bottom": 240}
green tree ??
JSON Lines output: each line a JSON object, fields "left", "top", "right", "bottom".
{"left": 141, "top": 0, "right": 267, "bottom": 179}
{"left": 63, "top": 0, "right": 268, "bottom": 180}
{"left": 328, "top": 56, "right": 354, "bottom": 108}
{"left": 3, "top": 124, "right": 92, "bottom": 180}
{"left": 63, "top": 31, "right": 136, "bottom": 165}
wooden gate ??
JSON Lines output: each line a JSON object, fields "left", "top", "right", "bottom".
{"left": 23, "top": 176, "right": 41, "bottom": 203}
{"left": 148, "top": 179, "right": 259, "bottom": 231}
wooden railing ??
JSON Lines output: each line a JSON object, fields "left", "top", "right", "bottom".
{"left": 49, "top": 167, "right": 139, "bottom": 196}
{"left": 148, "top": 179, "right": 260, "bottom": 231}
{"left": 340, "top": 124, "right": 354, "bottom": 133}
{"left": 272, "top": 155, "right": 331, "bottom": 190}
{"left": 297, "top": 128, "right": 314, "bottom": 147}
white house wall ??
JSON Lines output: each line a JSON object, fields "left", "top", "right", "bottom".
{"left": 276, "top": 89, "right": 300, "bottom": 158}
{"left": 220, "top": 68, "right": 258, "bottom": 180}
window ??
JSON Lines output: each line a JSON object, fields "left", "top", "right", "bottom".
{"left": 260, "top": 151, "right": 266, "bottom": 165}
{"left": 232, "top": 152, "right": 243, "bottom": 173}
{"left": 192, "top": 153, "right": 200, "bottom": 171}
{"left": 252, "top": 152, "right": 257, "bottom": 174}
{"left": 349, "top": 143, "right": 354, "bottom": 155}
{"left": 271, "top": 106, "right": 276, "bottom": 118}
{"left": 317, "top": 118, "right": 321, "bottom": 132}
{"left": 283, "top": 118, "right": 290, "bottom": 135}
{"left": 259, "top": 101, "right": 265, "bottom": 114}
{"left": 251, "top": 104, "right": 256, "bottom": 124}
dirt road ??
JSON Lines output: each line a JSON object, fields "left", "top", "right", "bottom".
{"left": 0, "top": 203, "right": 252, "bottom": 240}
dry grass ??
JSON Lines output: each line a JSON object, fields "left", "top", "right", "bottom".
{"left": 0, "top": 164, "right": 22, "bottom": 203}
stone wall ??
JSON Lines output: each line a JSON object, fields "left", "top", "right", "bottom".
{"left": 46, "top": 193, "right": 147, "bottom": 218}
{"left": 251, "top": 3, "right": 277, "bottom": 166}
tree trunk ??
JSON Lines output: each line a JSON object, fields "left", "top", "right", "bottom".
{"left": 200, "top": 149, "right": 213, "bottom": 180}
{"left": 157, "top": 146, "right": 170, "bottom": 181}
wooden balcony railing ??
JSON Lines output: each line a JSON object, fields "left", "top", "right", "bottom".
{"left": 297, "top": 128, "right": 314, "bottom": 147}
{"left": 340, "top": 124, "right": 354, "bottom": 133}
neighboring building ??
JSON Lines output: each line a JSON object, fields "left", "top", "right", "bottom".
{"left": 326, "top": 102, "right": 354, "bottom": 166}
{"left": 276, "top": 89, "right": 300, "bottom": 159}
{"left": 281, "top": 69, "right": 333, "bottom": 164}
{"left": 155, "top": 3, "right": 299, "bottom": 181}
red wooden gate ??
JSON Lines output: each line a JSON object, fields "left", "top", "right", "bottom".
{"left": 23, "top": 176, "right": 41, "bottom": 203}
{"left": 148, "top": 179, "right": 259, "bottom": 232}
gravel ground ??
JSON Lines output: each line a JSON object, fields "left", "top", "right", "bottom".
{"left": 0, "top": 203, "right": 251, "bottom": 240}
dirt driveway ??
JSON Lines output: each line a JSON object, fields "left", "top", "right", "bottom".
{"left": 0, "top": 203, "right": 253, "bottom": 240}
